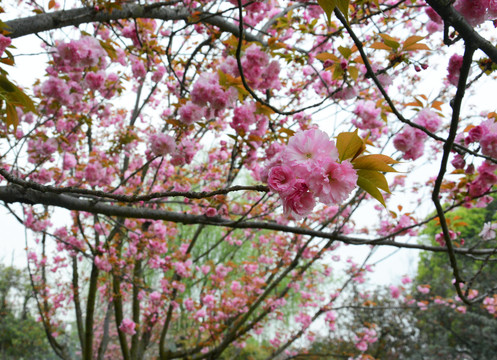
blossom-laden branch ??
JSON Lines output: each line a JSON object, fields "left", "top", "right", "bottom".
{"left": 2, "top": 184, "right": 497, "bottom": 256}
{"left": 3, "top": 0, "right": 497, "bottom": 359}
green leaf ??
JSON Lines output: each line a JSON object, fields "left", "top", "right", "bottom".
{"left": 379, "top": 34, "right": 400, "bottom": 51}
{"left": 370, "top": 42, "right": 392, "bottom": 51}
{"left": 353, "top": 154, "right": 398, "bottom": 172}
{"left": 0, "top": 75, "right": 36, "bottom": 114}
{"left": 317, "top": 0, "right": 336, "bottom": 23}
{"left": 336, "top": 129, "right": 364, "bottom": 162}
{"left": 402, "top": 35, "right": 425, "bottom": 48}
{"left": 348, "top": 66, "right": 359, "bottom": 81}
{"left": 316, "top": 52, "right": 339, "bottom": 62}
{"left": 338, "top": 46, "right": 352, "bottom": 59}
{"left": 402, "top": 35, "right": 430, "bottom": 52}
{"left": 356, "top": 169, "right": 390, "bottom": 193}
{"left": 357, "top": 173, "right": 386, "bottom": 207}
{"left": 4, "top": 102, "right": 18, "bottom": 131}
{"left": 332, "top": 64, "right": 344, "bottom": 80}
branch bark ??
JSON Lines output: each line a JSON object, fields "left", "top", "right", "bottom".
{"left": 3, "top": 3, "right": 260, "bottom": 42}
{"left": 1, "top": 184, "right": 496, "bottom": 256}
{"left": 426, "top": 0, "right": 497, "bottom": 63}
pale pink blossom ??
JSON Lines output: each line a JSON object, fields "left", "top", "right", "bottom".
{"left": 308, "top": 160, "right": 357, "bottom": 205}
{"left": 85, "top": 162, "right": 105, "bottom": 185}
{"left": 231, "top": 102, "right": 257, "bottom": 133}
{"left": 284, "top": 129, "right": 338, "bottom": 168}
{"left": 150, "top": 133, "right": 176, "bottom": 156}
{"left": 191, "top": 72, "right": 236, "bottom": 110}
{"left": 393, "top": 127, "right": 427, "bottom": 160}
{"left": 152, "top": 66, "right": 166, "bottom": 82}
{"left": 352, "top": 100, "right": 383, "bottom": 130}
{"left": 85, "top": 71, "right": 106, "bottom": 90}
{"left": 149, "top": 291, "right": 161, "bottom": 303}
{"left": 417, "top": 285, "right": 430, "bottom": 294}
{"left": 415, "top": 108, "right": 441, "bottom": 133}
{"left": 55, "top": 36, "right": 106, "bottom": 69}
{"left": 479, "top": 222, "right": 497, "bottom": 240}
{"left": 179, "top": 101, "right": 205, "bottom": 125}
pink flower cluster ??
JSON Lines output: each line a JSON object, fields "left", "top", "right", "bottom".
{"left": 266, "top": 129, "right": 357, "bottom": 219}
{"left": 425, "top": 6, "right": 443, "bottom": 33}
{"left": 0, "top": 34, "right": 11, "bottom": 57}
{"left": 468, "top": 161, "right": 497, "bottom": 197}
{"left": 354, "top": 327, "right": 378, "bottom": 352}
{"left": 465, "top": 119, "right": 497, "bottom": 159}
{"left": 54, "top": 36, "right": 107, "bottom": 70}
{"left": 435, "top": 229, "right": 458, "bottom": 247}
{"left": 191, "top": 72, "right": 237, "bottom": 111}
{"left": 230, "top": 101, "right": 268, "bottom": 139}
{"left": 220, "top": 44, "right": 281, "bottom": 91}
{"left": 119, "top": 318, "right": 136, "bottom": 336}
{"left": 463, "top": 120, "right": 497, "bottom": 197}
{"left": 393, "top": 109, "right": 441, "bottom": 160}
{"left": 150, "top": 133, "right": 176, "bottom": 157}
{"left": 28, "top": 137, "right": 58, "bottom": 164}
{"left": 352, "top": 100, "right": 383, "bottom": 130}
{"left": 453, "top": 0, "right": 497, "bottom": 26}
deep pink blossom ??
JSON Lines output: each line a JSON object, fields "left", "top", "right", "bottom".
{"left": 425, "top": 7, "right": 443, "bottom": 23}
{"left": 451, "top": 154, "right": 466, "bottom": 169}
{"left": 447, "top": 54, "right": 464, "bottom": 86}
{"left": 480, "top": 132, "right": 497, "bottom": 158}
{"left": 281, "top": 179, "right": 316, "bottom": 218}
{"left": 119, "top": 318, "right": 136, "bottom": 335}
{"left": 390, "top": 285, "right": 400, "bottom": 299}
{"left": 454, "top": 0, "right": 489, "bottom": 26}
{"left": 0, "top": 34, "right": 11, "bottom": 57}
{"left": 467, "top": 125, "right": 485, "bottom": 143}
{"left": 268, "top": 166, "right": 295, "bottom": 193}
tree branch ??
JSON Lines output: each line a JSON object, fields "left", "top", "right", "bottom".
{"left": 2, "top": 184, "right": 496, "bottom": 256}
{"left": 426, "top": 0, "right": 497, "bottom": 63}
{"left": 3, "top": 3, "right": 260, "bottom": 42}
